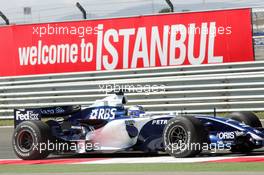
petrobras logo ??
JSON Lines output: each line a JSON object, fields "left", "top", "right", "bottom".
{"left": 217, "top": 132, "right": 235, "bottom": 139}
{"left": 15, "top": 110, "right": 40, "bottom": 121}
{"left": 152, "top": 119, "right": 168, "bottom": 125}
{"left": 89, "top": 108, "right": 116, "bottom": 120}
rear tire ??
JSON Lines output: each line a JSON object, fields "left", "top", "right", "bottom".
{"left": 163, "top": 116, "right": 207, "bottom": 158}
{"left": 228, "top": 112, "right": 262, "bottom": 128}
{"left": 12, "top": 121, "right": 51, "bottom": 160}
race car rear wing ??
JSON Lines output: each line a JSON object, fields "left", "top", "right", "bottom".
{"left": 14, "top": 106, "right": 81, "bottom": 128}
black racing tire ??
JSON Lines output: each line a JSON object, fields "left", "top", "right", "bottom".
{"left": 228, "top": 112, "right": 261, "bottom": 153}
{"left": 228, "top": 112, "right": 262, "bottom": 128}
{"left": 12, "top": 121, "right": 51, "bottom": 160}
{"left": 163, "top": 116, "right": 208, "bottom": 158}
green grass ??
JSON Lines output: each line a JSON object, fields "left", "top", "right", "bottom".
{"left": 0, "top": 119, "right": 13, "bottom": 126}
{"left": 0, "top": 163, "right": 264, "bottom": 173}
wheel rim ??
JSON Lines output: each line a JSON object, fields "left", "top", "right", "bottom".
{"left": 168, "top": 125, "right": 188, "bottom": 150}
{"left": 17, "top": 130, "right": 34, "bottom": 152}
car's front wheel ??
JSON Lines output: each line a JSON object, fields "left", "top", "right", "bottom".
{"left": 228, "top": 111, "right": 262, "bottom": 128}
{"left": 228, "top": 112, "right": 262, "bottom": 153}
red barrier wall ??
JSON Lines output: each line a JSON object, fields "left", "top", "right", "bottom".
{"left": 0, "top": 8, "right": 254, "bottom": 76}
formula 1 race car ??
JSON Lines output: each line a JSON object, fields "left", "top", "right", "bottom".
{"left": 12, "top": 92, "right": 264, "bottom": 160}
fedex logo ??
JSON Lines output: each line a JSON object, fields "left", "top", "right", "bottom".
{"left": 15, "top": 110, "right": 40, "bottom": 121}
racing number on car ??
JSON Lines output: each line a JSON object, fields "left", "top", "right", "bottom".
{"left": 89, "top": 108, "right": 117, "bottom": 119}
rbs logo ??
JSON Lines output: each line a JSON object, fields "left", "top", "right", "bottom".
{"left": 15, "top": 110, "right": 40, "bottom": 121}
{"left": 89, "top": 108, "right": 116, "bottom": 120}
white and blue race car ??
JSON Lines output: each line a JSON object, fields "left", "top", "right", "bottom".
{"left": 12, "top": 92, "right": 264, "bottom": 160}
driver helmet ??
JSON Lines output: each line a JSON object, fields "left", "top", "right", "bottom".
{"left": 127, "top": 105, "right": 145, "bottom": 117}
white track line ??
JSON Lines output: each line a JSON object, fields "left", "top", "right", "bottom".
{"left": 76, "top": 156, "right": 237, "bottom": 164}
{"left": 0, "top": 126, "right": 13, "bottom": 128}
{"left": 2, "top": 155, "right": 264, "bottom": 164}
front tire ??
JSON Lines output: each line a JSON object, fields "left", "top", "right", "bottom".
{"left": 12, "top": 121, "right": 51, "bottom": 160}
{"left": 228, "top": 112, "right": 262, "bottom": 128}
{"left": 163, "top": 116, "right": 207, "bottom": 158}
{"left": 228, "top": 112, "right": 261, "bottom": 153}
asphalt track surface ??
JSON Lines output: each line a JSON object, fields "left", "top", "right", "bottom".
{"left": 0, "top": 127, "right": 15, "bottom": 159}
{"left": 1, "top": 127, "right": 264, "bottom": 160}
{"left": 1, "top": 128, "right": 264, "bottom": 175}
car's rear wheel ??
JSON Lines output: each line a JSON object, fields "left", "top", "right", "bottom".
{"left": 12, "top": 121, "right": 51, "bottom": 160}
{"left": 163, "top": 116, "right": 207, "bottom": 158}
